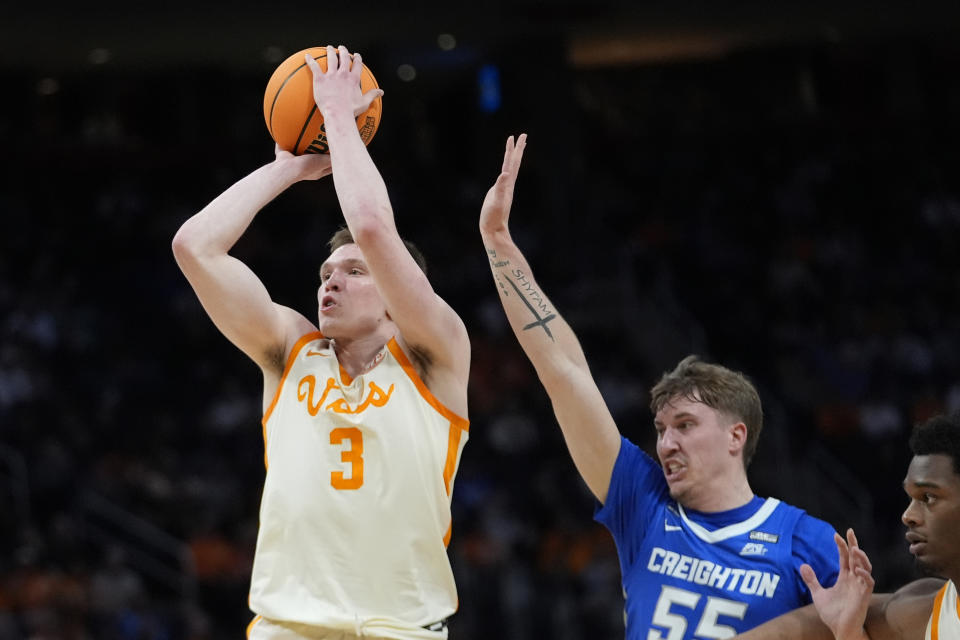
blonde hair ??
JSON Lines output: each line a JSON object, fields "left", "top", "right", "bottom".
{"left": 650, "top": 355, "right": 763, "bottom": 467}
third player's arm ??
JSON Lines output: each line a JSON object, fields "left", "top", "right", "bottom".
{"left": 731, "top": 597, "right": 899, "bottom": 640}
{"left": 480, "top": 135, "right": 621, "bottom": 502}
{"left": 731, "top": 603, "right": 836, "bottom": 639}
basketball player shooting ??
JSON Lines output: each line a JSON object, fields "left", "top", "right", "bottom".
{"left": 172, "top": 45, "right": 471, "bottom": 639}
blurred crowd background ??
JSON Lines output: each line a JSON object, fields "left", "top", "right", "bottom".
{"left": 3, "top": 2, "right": 960, "bottom": 638}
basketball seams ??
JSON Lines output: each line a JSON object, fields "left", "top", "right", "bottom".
{"left": 294, "top": 104, "right": 320, "bottom": 155}
{"left": 265, "top": 47, "right": 381, "bottom": 154}
{"left": 267, "top": 52, "right": 327, "bottom": 139}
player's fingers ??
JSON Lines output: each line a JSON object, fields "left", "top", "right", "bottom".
{"left": 854, "top": 568, "right": 875, "bottom": 592}
{"left": 846, "top": 526, "right": 873, "bottom": 573}
{"left": 326, "top": 45, "right": 338, "bottom": 72}
{"left": 799, "top": 563, "right": 823, "bottom": 594}
{"left": 851, "top": 546, "right": 873, "bottom": 574}
{"left": 854, "top": 567, "right": 875, "bottom": 588}
{"left": 304, "top": 54, "right": 320, "bottom": 75}
{"left": 360, "top": 88, "right": 384, "bottom": 108}
{"left": 834, "top": 532, "right": 850, "bottom": 573}
{"left": 847, "top": 527, "right": 860, "bottom": 549}
{"left": 351, "top": 51, "right": 364, "bottom": 78}
{"left": 500, "top": 136, "right": 516, "bottom": 171}
{"left": 337, "top": 45, "right": 351, "bottom": 74}
{"left": 511, "top": 133, "right": 527, "bottom": 170}
{"left": 502, "top": 134, "right": 527, "bottom": 172}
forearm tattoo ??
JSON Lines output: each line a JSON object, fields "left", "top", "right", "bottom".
{"left": 486, "top": 248, "right": 510, "bottom": 268}
{"left": 504, "top": 269, "right": 556, "bottom": 340}
{"left": 494, "top": 273, "right": 509, "bottom": 296}
{"left": 486, "top": 248, "right": 557, "bottom": 339}
{"left": 487, "top": 248, "right": 511, "bottom": 296}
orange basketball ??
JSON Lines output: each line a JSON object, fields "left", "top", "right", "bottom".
{"left": 263, "top": 47, "right": 382, "bottom": 155}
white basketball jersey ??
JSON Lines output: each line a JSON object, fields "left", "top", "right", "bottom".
{"left": 249, "top": 332, "right": 469, "bottom": 637}
{"left": 926, "top": 579, "right": 960, "bottom": 640}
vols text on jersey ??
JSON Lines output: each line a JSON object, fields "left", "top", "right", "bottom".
{"left": 297, "top": 375, "right": 395, "bottom": 415}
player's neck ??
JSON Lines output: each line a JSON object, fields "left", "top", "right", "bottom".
{"left": 683, "top": 475, "right": 754, "bottom": 513}
{"left": 946, "top": 565, "right": 960, "bottom": 587}
{"left": 331, "top": 333, "right": 391, "bottom": 378}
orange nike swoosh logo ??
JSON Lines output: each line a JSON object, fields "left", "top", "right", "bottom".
{"left": 306, "top": 350, "right": 329, "bottom": 357}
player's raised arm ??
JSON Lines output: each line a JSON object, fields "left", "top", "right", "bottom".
{"left": 305, "top": 46, "right": 470, "bottom": 404}
{"left": 171, "top": 146, "right": 329, "bottom": 374}
{"left": 479, "top": 134, "right": 621, "bottom": 502}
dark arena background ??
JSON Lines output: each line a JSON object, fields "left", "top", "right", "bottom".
{"left": 3, "top": 2, "right": 960, "bottom": 638}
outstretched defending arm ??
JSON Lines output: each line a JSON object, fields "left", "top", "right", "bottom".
{"left": 479, "top": 134, "right": 621, "bottom": 502}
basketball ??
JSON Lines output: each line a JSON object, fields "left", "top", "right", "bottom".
{"left": 263, "top": 46, "right": 382, "bottom": 155}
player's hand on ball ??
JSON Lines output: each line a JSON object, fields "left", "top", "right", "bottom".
{"left": 480, "top": 134, "right": 527, "bottom": 237}
{"left": 273, "top": 143, "right": 332, "bottom": 181}
{"left": 264, "top": 45, "right": 382, "bottom": 154}
{"left": 305, "top": 46, "right": 384, "bottom": 119}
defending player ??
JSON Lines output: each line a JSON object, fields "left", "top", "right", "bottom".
{"left": 733, "top": 413, "right": 960, "bottom": 639}
{"left": 479, "top": 134, "right": 840, "bottom": 638}
{"left": 173, "top": 46, "right": 470, "bottom": 639}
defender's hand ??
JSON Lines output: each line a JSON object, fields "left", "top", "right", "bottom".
{"left": 800, "top": 528, "right": 874, "bottom": 640}
{"left": 480, "top": 134, "right": 527, "bottom": 237}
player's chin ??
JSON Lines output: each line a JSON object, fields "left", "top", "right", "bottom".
{"left": 317, "top": 317, "right": 341, "bottom": 337}
{"left": 665, "top": 481, "right": 687, "bottom": 502}
{"left": 913, "top": 552, "right": 943, "bottom": 577}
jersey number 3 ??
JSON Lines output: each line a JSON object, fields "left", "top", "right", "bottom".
{"left": 648, "top": 585, "right": 747, "bottom": 639}
{"left": 330, "top": 427, "right": 364, "bottom": 489}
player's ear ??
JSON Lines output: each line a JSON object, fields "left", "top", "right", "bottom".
{"left": 729, "top": 421, "right": 747, "bottom": 455}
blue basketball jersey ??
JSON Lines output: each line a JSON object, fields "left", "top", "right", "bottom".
{"left": 595, "top": 437, "right": 839, "bottom": 639}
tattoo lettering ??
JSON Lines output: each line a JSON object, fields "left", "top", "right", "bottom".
{"left": 506, "top": 269, "right": 556, "bottom": 339}
{"left": 486, "top": 247, "right": 510, "bottom": 268}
